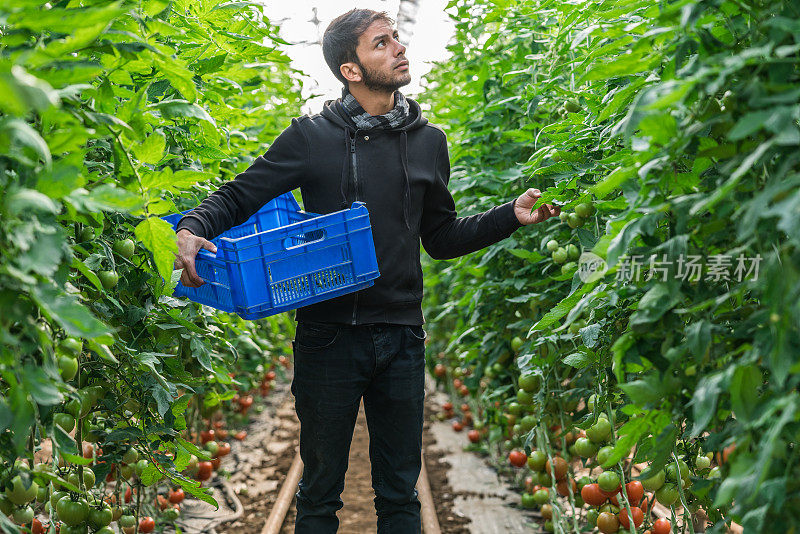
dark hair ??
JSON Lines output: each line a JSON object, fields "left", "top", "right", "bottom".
{"left": 323, "top": 8, "right": 395, "bottom": 86}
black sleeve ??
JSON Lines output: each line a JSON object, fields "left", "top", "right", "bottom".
{"left": 420, "top": 132, "right": 523, "bottom": 260}
{"left": 176, "top": 117, "right": 309, "bottom": 240}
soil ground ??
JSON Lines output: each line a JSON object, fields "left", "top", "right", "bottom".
{"left": 213, "top": 376, "right": 533, "bottom": 533}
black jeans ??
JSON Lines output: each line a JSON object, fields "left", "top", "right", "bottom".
{"left": 291, "top": 321, "right": 427, "bottom": 534}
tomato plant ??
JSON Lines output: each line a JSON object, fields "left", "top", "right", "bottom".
{"left": 422, "top": 0, "right": 800, "bottom": 531}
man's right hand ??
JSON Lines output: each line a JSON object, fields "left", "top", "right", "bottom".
{"left": 174, "top": 229, "right": 218, "bottom": 287}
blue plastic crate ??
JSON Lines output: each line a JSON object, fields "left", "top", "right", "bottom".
{"left": 163, "top": 193, "right": 380, "bottom": 319}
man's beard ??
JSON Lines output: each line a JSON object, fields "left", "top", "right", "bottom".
{"left": 356, "top": 59, "right": 411, "bottom": 93}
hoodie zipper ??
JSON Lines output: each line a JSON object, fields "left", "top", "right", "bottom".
{"left": 350, "top": 129, "right": 359, "bottom": 325}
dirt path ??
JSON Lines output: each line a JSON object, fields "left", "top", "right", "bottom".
{"left": 216, "top": 379, "right": 491, "bottom": 534}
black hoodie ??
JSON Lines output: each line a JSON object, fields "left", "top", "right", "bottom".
{"left": 176, "top": 94, "right": 523, "bottom": 325}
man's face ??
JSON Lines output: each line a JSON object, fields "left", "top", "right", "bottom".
{"left": 350, "top": 20, "right": 410, "bottom": 93}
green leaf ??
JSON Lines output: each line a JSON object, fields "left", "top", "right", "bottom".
{"left": 629, "top": 283, "right": 681, "bottom": 328}
{"left": 135, "top": 217, "right": 178, "bottom": 284}
{"left": 133, "top": 131, "right": 166, "bottom": 164}
{"left": 529, "top": 282, "right": 595, "bottom": 334}
{"left": 562, "top": 351, "right": 592, "bottom": 369}
{"left": 149, "top": 100, "right": 216, "bottom": 125}
{"left": 32, "top": 285, "right": 110, "bottom": 339}
{"left": 589, "top": 166, "right": 635, "bottom": 199}
{"left": 0, "top": 118, "right": 51, "bottom": 167}
{"left": 22, "top": 364, "right": 63, "bottom": 405}
{"left": 730, "top": 365, "right": 761, "bottom": 422}
{"left": 66, "top": 184, "right": 145, "bottom": 213}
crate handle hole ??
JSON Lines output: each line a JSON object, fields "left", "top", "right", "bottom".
{"left": 283, "top": 229, "right": 326, "bottom": 250}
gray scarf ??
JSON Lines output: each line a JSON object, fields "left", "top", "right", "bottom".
{"left": 341, "top": 86, "right": 409, "bottom": 130}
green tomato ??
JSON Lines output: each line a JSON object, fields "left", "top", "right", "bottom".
{"left": 567, "top": 213, "right": 584, "bottom": 228}
{"left": 574, "top": 202, "right": 595, "bottom": 218}
{"left": 587, "top": 395, "right": 598, "bottom": 413}
{"left": 596, "top": 445, "right": 614, "bottom": 466}
{"left": 162, "top": 507, "right": 180, "bottom": 521}
{"left": 695, "top": 455, "right": 711, "bottom": 469}
{"left": 98, "top": 270, "right": 119, "bottom": 290}
{"left": 516, "top": 389, "right": 534, "bottom": 406}
{"left": 552, "top": 247, "right": 568, "bottom": 264}
{"left": 54, "top": 412, "right": 75, "bottom": 433}
{"left": 79, "top": 226, "right": 95, "bottom": 242}
{"left": 508, "top": 402, "right": 523, "bottom": 415}
{"left": 655, "top": 483, "right": 679, "bottom": 506}
{"left": 528, "top": 450, "right": 547, "bottom": 472}
{"left": 586, "top": 418, "right": 612, "bottom": 443}
{"left": 511, "top": 336, "right": 524, "bottom": 353}
{"left": 641, "top": 469, "right": 666, "bottom": 491}
{"left": 666, "top": 459, "right": 690, "bottom": 483}
{"left": 586, "top": 508, "right": 599, "bottom": 527}
{"left": 520, "top": 492, "right": 536, "bottom": 509}
{"left": 546, "top": 239, "right": 559, "bottom": 252}
{"left": 119, "top": 515, "right": 136, "bottom": 528}
{"left": 561, "top": 261, "right": 577, "bottom": 275}
{"left": 564, "top": 99, "right": 581, "bottom": 113}
{"left": 88, "top": 506, "right": 113, "bottom": 529}
{"left": 96, "top": 528, "right": 116, "bottom": 534}
{"left": 597, "top": 470, "right": 620, "bottom": 492}
{"left": 709, "top": 466, "right": 722, "bottom": 479}
{"left": 36, "top": 484, "right": 49, "bottom": 503}
{"left": 519, "top": 415, "right": 537, "bottom": 433}
{"left": 119, "top": 464, "right": 134, "bottom": 480}
{"left": 566, "top": 243, "right": 580, "bottom": 261}
{"left": 113, "top": 239, "right": 135, "bottom": 259}
{"left": 13, "top": 505, "right": 34, "bottom": 524}
{"left": 61, "top": 337, "right": 83, "bottom": 356}
{"left": 574, "top": 437, "right": 598, "bottom": 458}
{"left": 135, "top": 459, "right": 149, "bottom": 477}
{"left": 4, "top": 475, "right": 38, "bottom": 505}
{"left": 58, "top": 355, "right": 79, "bottom": 381}
{"left": 205, "top": 441, "right": 219, "bottom": 456}
{"left": 518, "top": 374, "right": 539, "bottom": 393}
{"left": 50, "top": 490, "right": 69, "bottom": 508}
{"left": 533, "top": 488, "right": 550, "bottom": 505}
{"left": 559, "top": 212, "right": 570, "bottom": 223}
{"left": 57, "top": 496, "right": 89, "bottom": 526}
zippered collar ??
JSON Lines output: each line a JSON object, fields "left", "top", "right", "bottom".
{"left": 320, "top": 90, "right": 428, "bottom": 231}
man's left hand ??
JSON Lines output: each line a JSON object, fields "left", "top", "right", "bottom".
{"left": 514, "top": 188, "right": 560, "bottom": 225}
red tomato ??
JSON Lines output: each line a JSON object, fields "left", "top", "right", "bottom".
{"left": 452, "top": 420, "right": 464, "bottom": 432}
{"left": 508, "top": 450, "right": 527, "bottom": 468}
{"left": 453, "top": 379, "right": 463, "bottom": 389}
{"left": 467, "top": 430, "right": 480, "bottom": 443}
{"left": 31, "top": 518, "right": 45, "bottom": 534}
{"left": 652, "top": 518, "right": 671, "bottom": 534}
{"left": 210, "top": 457, "right": 221, "bottom": 470}
{"left": 200, "top": 429, "right": 215, "bottom": 444}
{"left": 556, "top": 478, "right": 576, "bottom": 497}
{"left": 581, "top": 483, "right": 606, "bottom": 506}
{"left": 624, "top": 480, "right": 644, "bottom": 504}
{"left": 169, "top": 488, "right": 185, "bottom": 504}
{"left": 443, "top": 402, "right": 453, "bottom": 411}
{"left": 196, "top": 462, "right": 213, "bottom": 481}
{"left": 139, "top": 516, "right": 155, "bottom": 534}
{"left": 266, "top": 370, "right": 276, "bottom": 381}
{"left": 618, "top": 506, "right": 644, "bottom": 528}
{"left": 216, "top": 442, "right": 231, "bottom": 457}
{"left": 653, "top": 517, "right": 672, "bottom": 534}
{"left": 234, "top": 431, "right": 247, "bottom": 441}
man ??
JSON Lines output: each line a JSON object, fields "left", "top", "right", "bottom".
{"left": 173, "top": 8, "right": 559, "bottom": 533}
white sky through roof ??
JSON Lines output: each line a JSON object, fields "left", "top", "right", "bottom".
{"left": 260, "top": 1, "right": 456, "bottom": 114}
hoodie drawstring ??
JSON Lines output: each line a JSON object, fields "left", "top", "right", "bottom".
{"left": 340, "top": 128, "right": 350, "bottom": 210}
{"left": 400, "top": 130, "right": 411, "bottom": 230}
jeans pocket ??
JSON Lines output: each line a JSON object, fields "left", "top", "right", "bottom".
{"left": 295, "top": 321, "right": 341, "bottom": 352}
{"left": 405, "top": 325, "right": 427, "bottom": 341}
